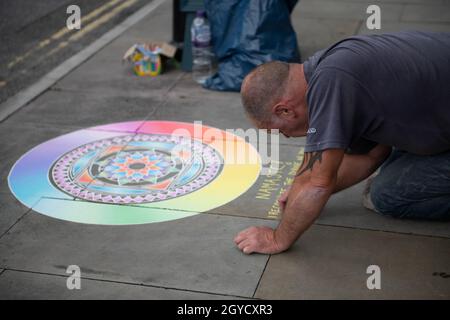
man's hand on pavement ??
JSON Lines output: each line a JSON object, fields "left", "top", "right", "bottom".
{"left": 234, "top": 150, "right": 345, "bottom": 256}
{"left": 234, "top": 186, "right": 292, "bottom": 255}
{"left": 234, "top": 226, "right": 287, "bottom": 255}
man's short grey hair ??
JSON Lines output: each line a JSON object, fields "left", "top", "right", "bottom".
{"left": 241, "top": 61, "right": 290, "bottom": 123}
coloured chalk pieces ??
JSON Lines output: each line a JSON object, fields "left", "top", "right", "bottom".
{"left": 8, "top": 121, "right": 261, "bottom": 225}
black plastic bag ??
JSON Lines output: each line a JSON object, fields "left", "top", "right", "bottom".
{"left": 203, "top": 0, "right": 301, "bottom": 92}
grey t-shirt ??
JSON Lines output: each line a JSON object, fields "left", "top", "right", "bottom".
{"left": 303, "top": 31, "right": 450, "bottom": 155}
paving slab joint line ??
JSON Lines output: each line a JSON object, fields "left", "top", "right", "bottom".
{"left": 197, "top": 213, "right": 450, "bottom": 240}
{"left": 0, "top": 0, "right": 167, "bottom": 123}
{"left": 314, "top": 221, "right": 450, "bottom": 240}
{"left": 2, "top": 267, "right": 256, "bottom": 300}
{"left": 0, "top": 209, "right": 32, "bottom": 240}
{"left": 252, "top": 255, "right": 271, "bottom": 299}
{"left": 38, "top": 196, "right": 280, "bottom": 221}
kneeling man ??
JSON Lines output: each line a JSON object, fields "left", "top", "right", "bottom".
{"left": 235, "top": 31, "right": 450, "bottom": 254}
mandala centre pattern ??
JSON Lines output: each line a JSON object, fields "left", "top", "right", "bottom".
{"left": 50, "top": 133, "right": 224, "bottom": 204}
{"left": 96, "top": 149, "right": 180, "bottom": 186}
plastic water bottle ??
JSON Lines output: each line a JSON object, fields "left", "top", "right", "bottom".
{"left": 191, "top": 10, "right": 213, "bottom": 84}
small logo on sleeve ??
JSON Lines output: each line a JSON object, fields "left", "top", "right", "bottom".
{"left": 307, "top": 128, "right": 317, "bottom": 134}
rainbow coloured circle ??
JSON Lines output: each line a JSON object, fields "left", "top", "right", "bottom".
{"left": 8, "top": 121, "right": 261, "bottom": 225}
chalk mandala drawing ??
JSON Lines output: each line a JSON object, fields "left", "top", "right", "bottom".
{"left": 50, "top": 133, "right": 223, "bottom": 204}
{"left": 8, "top": 121, "right": 261, "bottom": 225}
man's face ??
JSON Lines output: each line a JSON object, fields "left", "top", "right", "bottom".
{"left": 253, "top": 114, "right": 307, "bottom": 138}
{"left": 267, "top": 117, "right": 307, "bottom": 138}
{"left": 256, "top": 98, "right": 309, "bottom": 138}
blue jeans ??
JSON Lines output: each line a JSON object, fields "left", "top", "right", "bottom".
{"left": 370, "top": 149, "right": 450, "bottom": 220}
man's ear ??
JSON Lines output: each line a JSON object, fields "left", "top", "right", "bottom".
{"left": 273, "top": 103, "right": 295, "bottom": 120}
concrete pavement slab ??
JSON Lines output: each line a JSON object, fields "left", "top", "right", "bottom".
{"left": 0, "top": 194, "right": 30, "bottom": 237}
{"left": 0, "top": 73, "right": 65, "bottom": 123}
{"left": 255, "top": 224, "right": 450, "bottom": 299}
{"left": 0, "top": 210, "right": 273, "bottom": 297}
{"left": 0, "top": 269, "right": 244, "bottom": 300}
{"left": 53, "top": 59, "right": 182, "bottom": 96}
{"left": 8, "top": 89, "right": 160, "bottom": 128}
{"left": 150, "top": 91, "right": 251, "bottom": 132}
{"left": 319, "top": 182, "right": 450, "bottom": 238}
{"left": 118, "top": 0, "right": 173, "bottom": 40}
{"left": 402, "top": 4, "right": 450, "bottom": 22}
{"left": 167, "top": 74, "right": 243, "bottom": 105}
{"left": 292, "top": 17, "right": 360, "bottom": 60}
{"left": 296, "top": 0, "right": 404, "bottom": 21}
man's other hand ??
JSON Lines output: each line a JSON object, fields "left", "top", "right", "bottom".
{"left": 234, "top": 226, "right": 286, "bottom": 255}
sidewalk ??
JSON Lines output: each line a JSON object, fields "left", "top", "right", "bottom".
{"left": 0, "top": 0, "right": 449, "bottom": 299}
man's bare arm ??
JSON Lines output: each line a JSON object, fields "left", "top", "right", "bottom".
{"left": 278, "top": 144, "right": 391, "bottom": 212}
{"left": 273, "top": 149, "right": 344, "bottom": 249}
{"left": 334, "top": 144, "right": 391, "bottom": 193}
{"left": 234, "top": 148, "right": 344, "bottom": 254}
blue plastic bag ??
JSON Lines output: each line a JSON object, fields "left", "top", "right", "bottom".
{"left": 203, "top": 0, "right": 301, "bottom": 92}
